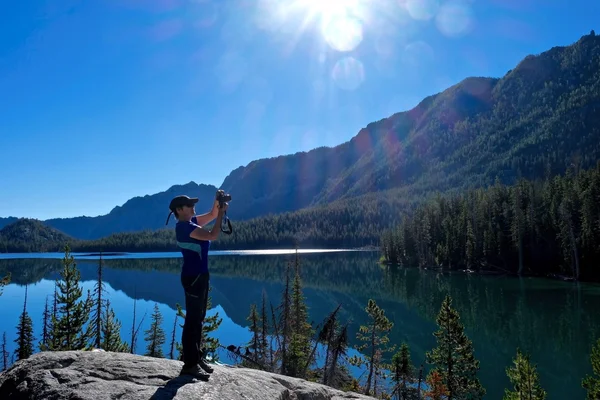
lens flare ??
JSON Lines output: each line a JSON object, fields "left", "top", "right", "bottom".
{"left": 331, "top": 56, "right": 365, "bottom": 91}
{"left": 404, "top": 0, "right": 439, "bottom": 21}
{"left": 435, "top": 0, "right": 473, "bottom": 37}
{"left": 294, "top": 0, "right": 365, "bottom": 51}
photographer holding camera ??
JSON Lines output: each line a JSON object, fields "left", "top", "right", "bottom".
{"left": 165, "top": 189, "right": 230, "bottom": 379}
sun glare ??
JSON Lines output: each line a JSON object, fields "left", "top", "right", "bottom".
{"left": 294, "top": 0, "right": 365, "bottom": 52}
{"left": 298, "top": 0, "right": 360, "bottom": 19}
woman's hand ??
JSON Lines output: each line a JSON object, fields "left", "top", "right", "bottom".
{"left": 218, "top": 202, "right": 229, "bottom": 213}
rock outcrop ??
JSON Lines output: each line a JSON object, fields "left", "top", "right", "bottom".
{"left": 0, "top": 351, "right": 374, "bottom": 399}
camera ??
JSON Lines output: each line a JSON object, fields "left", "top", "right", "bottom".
{"left": 216, "top": 191, "right": 231, "bottom": 207}
{"left": 216, "top": 190, "right": 233, "bottom": 234}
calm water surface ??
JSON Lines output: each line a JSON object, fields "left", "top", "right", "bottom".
{"left": 0, "top": 250, "right": 598, "bottom": 400}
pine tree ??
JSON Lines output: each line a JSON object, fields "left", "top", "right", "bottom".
{"left": 101, "top": 299, "right": 129, "bottom": 352}
{"left": 144, "top": 303, "right": 166, "bottom": 358}
{"left": 14, "top": 285, "right": 35, "bottom": 361}
{"left": 46, "top": 245, "right": 93, "bottom": 351}
{"left": 503, "top": 349, "right": 546, "bottom": 400}
{"left": 287, "top": 255, "right": 313, "bottom": 378}
{"left": 269, "top": 301, "right": 281, "bottom": 372}
{"left": 169, "top": 314, "right": 178, "bottom": 360}
{"left": 319, "top": 305, "right": 342, "bottom": 385}
{"left": 582, "top": 338, "right": 600, "bottom": 400}
{"left": 90, "top": 253, "right": 106, "bottom": 349}
{"left": 129, "top": 289, "right": 147, "bottom": 354}
{"left": 558, "top": 175, "right": 582, "bottom": 280}
{"left": 174, "top": 304, "right": 184, "bottom": 361}
{"left": 238, "top": 299, "right": 270, "bottom": 371}
{"left": 201, "top": 288, "right": 223, "bottom": 362}
{"left": 349, "top": 299, "right": 394, "bottom": 396}
{"left": 130, "top": 291, "right": 138, "bottom": 354}
{"left": 40, "top": 284, "right": 60, "bottom": 351}
{"left": 465, "top": 220, "right": 475, "bottom": 270}
{"left": 426, "top": 295, "right": 485, "bottom": 400}
{"left": 511, "top": 181, "right": 527, "bottom": 275}
{"left": 38, "top": 295, "right": 51, "bottom": 351}
{"left": 52, "top": 282, "right": 58, "bottom": 319}
{"left": 244, "top": 303, "right": 261, "bottom": 368}
{"left": 278, "top": 261, "right": 293, "bottom": 375}
{"left": 1, "top": 332, "right": 8, "bottom": 371}
{"left": 417, "top": 364, "right": 424, "bottom": 399}
{"left": 392, "top": 343, "right": 417, "bottom": 400}
{"left": 259, "top": 290, "right": 270, "bottom": 368}
{"left": 326, "top": 323, "right": 349, "bottom": 390}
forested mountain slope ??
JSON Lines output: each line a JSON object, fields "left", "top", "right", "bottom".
{"left": 0, "top": 218, "right": 72, "bottom": 253}
{"left": 221, "top": 32, "right": 600, "bottom": 221}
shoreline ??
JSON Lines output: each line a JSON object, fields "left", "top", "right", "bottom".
{"left": 378, "top": 260, "right": 599, "bottom": 284}
{"left": 0, "top": 247, "right": 378, "bottom": 259}
{"left": 4, "top": 248, "right": 596, "bottom": 285}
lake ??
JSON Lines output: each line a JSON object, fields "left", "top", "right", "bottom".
{"left": 0, "top": 249, "right": 598, "bottom": 399}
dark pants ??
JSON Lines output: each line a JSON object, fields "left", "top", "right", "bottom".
{"left": 180, "top": 272, "right": 209, "bottom": 367}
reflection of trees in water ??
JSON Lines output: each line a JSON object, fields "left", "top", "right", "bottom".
{"left": 384, "top": 264, "right": 598, "bottom": 350}
{"left": 382, "top": 264, "right": 600, "bottom": 399}
{"left": 2, "top": 255, "right": 598, "bottom": 349}
{"left": 2, "top": 253, "right": 599, "bottom": 399}
{"left": 2, "top": 255, "right": 598, "bottom": 353}
{"left": 0, "top": 259, "right": 63, "bottom": 284}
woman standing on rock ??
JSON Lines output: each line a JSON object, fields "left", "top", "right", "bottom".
{"left": 165, "top": 190, "right": 228, "bottom": 379}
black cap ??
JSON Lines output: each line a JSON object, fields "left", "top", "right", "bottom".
{"left": 165, "top": 195, "right": 199, "bottom": 225}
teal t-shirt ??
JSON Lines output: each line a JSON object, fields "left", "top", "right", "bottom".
{"left": 175, "top": 216, "right": 210, "bottom": 275}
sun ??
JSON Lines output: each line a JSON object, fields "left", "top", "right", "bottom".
{"left": 293, "top": 0, "right": 365, "bottom": 52}
{"left": 297, "top": 0, "right": 360, "bottom": 19}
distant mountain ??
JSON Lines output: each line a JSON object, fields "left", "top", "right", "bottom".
{"left": 0, "top": 218, "right": 73, "bottom": 253}
{"left": 221, "top": 32, "right": 600, "bottom": 220}
{"left": 2, "top": 32, "right": 599, "bottom": 243}
{"left": 44, "top": 182, "right": 218, "bottom": 240}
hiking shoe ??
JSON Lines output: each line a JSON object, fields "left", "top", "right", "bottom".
{"left": 198, "top": 358, "right": 214, "bottom": 374}
{"left": 180, "top": 364, "right": 210, "bottom": 380}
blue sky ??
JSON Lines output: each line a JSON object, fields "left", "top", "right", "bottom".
{"left": 0, "top": 0, "right": 597, "bottom": 220}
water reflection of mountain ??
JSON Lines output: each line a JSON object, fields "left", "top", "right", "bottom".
{"left": 2, "top": 252, "right": 599, "bottom": 400}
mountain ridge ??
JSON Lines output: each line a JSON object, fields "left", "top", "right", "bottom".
{"left": 29, "top": 182, "right": 218, "bottom": 239}
{"left": 1, "top": 31, "right": 599, "bottom": 242}
{"left": 220, "top": 30, "right": 599, "bottom": 218}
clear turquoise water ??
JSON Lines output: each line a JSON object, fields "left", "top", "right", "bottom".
{"left": 1, "top": 250, "right": 598, "bottom": 399}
